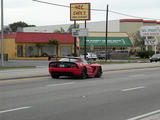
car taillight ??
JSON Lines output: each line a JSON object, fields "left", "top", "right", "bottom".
{"left": 50, "top": 64, "right": 54, "bottom": 67}
{"left": 71, "top": 64, "right": 78, "bottom": 68}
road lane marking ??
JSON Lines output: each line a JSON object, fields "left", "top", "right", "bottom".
{"left": 0, "top": 106, "right": 32, "bottom": 114}
{"left": 129, "top": 74, "right": 145, "bottom": 78}
{"left": 127, "top": 109, "right": 160, "bottom": 120}
{"left": 46, "top": 82, "right": 75, "bottom": 87}
{"left": 122, "top": 86, "right": 145, "bottom": 92}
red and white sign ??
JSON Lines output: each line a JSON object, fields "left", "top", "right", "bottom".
{"left": 70, "top": 3, "right": 90, "bottom": 21}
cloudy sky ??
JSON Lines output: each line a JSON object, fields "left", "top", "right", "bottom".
{"left": 1, "top": 0, "right": 160, "bottom": 27}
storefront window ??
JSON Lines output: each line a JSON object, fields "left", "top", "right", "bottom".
{"left": 17, "top": 45, "right": 23, "bottom": 57}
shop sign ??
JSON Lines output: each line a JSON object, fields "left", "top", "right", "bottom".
{"left": 145, "top": 38, "right": 158, "bottom": 45}
{"left": 140, "top": 26, "right": 160, "bottom": 36}
{"left": 72, "top": 28, "right": 88, "bottom": 37}
{"left": 80, "top": 37, "right": 132, "bottom": 47}
{"left": 70, "top": 3, "right": 90, "bottom": 21}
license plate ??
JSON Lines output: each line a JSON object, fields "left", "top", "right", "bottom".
{"left": 59, "top": 64, "right": 65, "bottom": 67}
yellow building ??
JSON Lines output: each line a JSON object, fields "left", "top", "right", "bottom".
{"left": 0, "top": 32, "right": 74, "bottom": 60}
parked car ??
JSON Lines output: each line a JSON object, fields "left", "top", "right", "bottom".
{"left": 96, "top": 51, "right": 111, "bottom": 60}
{"left": 80, "top": 52, "right": 98, "bottom": 61}
{"left": 150, "top": 54, "right": 160, "bottom": 62}
{"left": 49, "top": 57, "right": 102, "bottom": 79}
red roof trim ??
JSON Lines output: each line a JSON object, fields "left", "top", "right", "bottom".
{"left": 157, "top": 21, "right": 160, "bottom": 24}
{"left": 0, "top": 33, "right": 17, "bottom": 39}
{"left": 120, "top": 19, "right": 143, "bottom": 22}
{"left": 5, "top": 32, "right": 74, "bottom": 44}
{"left": 143, "top": 20, "right": 157, "bottom": 23}
{"left": 120, "top": 19, "right": 160, "bottom": 24}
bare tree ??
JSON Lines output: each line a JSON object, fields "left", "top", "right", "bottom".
{"left": 132, "top": 31, "right": 145, "bottom": 51}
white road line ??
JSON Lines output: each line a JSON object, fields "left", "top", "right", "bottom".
{"left": 0, "top": 106, "right": 32, "bottom": 114}
{"left": 127, "top": 109, "right": 160, "bottom": 120}
{"left": 122, "top": 86, "right": 145, "bottom": 92}
{"left": 46, "top": 82, "right": 75, "bottom": 87}
{"left": 129, "top": 74, "right": 145, "bottom": 78}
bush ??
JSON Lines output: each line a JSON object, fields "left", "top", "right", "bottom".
{"left": 136, "top": 51, "right": 154, "bottom": 58}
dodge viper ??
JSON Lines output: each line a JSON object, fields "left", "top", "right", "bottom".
{"left": 49, "top": 57, "right": 102, "bottom": 79}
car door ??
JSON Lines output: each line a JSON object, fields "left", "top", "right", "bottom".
{"left": 81, "top": 58, "right": 94, "bottom": 75}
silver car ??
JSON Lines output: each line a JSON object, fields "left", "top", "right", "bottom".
{"left": 80, "top": 52, "right": 97, "bottom": 61}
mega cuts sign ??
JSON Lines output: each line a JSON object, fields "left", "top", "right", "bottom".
{"left": 140, "top": 26, "right": 160, "bottom": 36}
{"left": 70, "top": 3, "right": 90, "bottom": 21}
{"left": 145, "top": 38, "right": 158, "bottom": 45}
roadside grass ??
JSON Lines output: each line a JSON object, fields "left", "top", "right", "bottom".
{"left": 93, "top": 58, "right": 149, "bottom": 64}
{"left": 93, "top": 60, "right": 138, "bottom": 64}
{"left": 0, "top": 66, "right": 36, "bottom": 70}
{"left": 128, "top": 57, "right": 148, "bottom": 61}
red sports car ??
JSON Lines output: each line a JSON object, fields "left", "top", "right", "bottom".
{"left": 49, "top": 57, "right": 102, "bottom": 79}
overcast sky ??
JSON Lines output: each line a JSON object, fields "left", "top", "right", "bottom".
{"left": 1, "top": 0, "right": 160, "bottom": 27}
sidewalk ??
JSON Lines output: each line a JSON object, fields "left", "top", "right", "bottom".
{"left": 0, "top": 62, "right": 160, "bottom": 80}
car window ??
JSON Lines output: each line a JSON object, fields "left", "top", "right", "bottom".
{"left": 81, "top": 58, "right": 88, "bottom": 64}
{"left": 59, "top": 58, "right": 79, "bottom": 62}
{"left": 152, "top": 54, "right": 160, "bottom": 58}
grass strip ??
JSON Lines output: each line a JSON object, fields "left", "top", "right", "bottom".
{"left": 93, "top": 61, "right": 138, "bottom": 64}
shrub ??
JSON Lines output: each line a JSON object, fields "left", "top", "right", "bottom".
{"left": 136, "top": 51, "right": 154, "bottom": 58}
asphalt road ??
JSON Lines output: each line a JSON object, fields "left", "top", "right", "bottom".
{"left": 0, "top": 68, "right": 160, "bottom": 120}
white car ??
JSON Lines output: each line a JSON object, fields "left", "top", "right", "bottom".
{"left": 80, "top": 52, "right": 97, "bottom": 61}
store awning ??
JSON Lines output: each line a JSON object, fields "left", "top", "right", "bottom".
{"left": 80, "top": 37, "right": 132, "bottom": 47}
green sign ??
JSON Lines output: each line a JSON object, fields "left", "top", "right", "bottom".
{"left": 80, "top": 37, "right": 132, "bottom": 47}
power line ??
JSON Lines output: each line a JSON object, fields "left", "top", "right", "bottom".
{"left": 32, "top": 0, "right": 160, "bottom": 21}
{"left": 32, "top": 0, "right": 69, "bottom": 8}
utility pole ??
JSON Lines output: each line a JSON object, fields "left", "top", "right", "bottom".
{"left": 105, "top": 4, "right": 109, "bottom": 61}
{"left": 84, "top": 20, "right": 87, "bottom": 60}
{"left": 1, "top": 0, "right": 4, "bottom": 66}
{"left": 74, "top": 21, "right": 77, "bottom": 56}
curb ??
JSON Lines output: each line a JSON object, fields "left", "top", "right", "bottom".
{"left": 0, "top": 75, "right": 50, "bottom": 81}
{"left": 102, "top": 66, "right": 160, "bottom": 72}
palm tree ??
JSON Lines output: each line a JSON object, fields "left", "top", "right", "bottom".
{"left": 53, "top": 27, "right": 65, "bottom": 33}
{"left": 67, "top": 24, "right": 79, "bottom": 33}
{"left": 132, "top": 31, "right": 145, "bottom": 51}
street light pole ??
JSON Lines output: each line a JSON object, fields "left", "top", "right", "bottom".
{"left": 1, "top": 0, "right": 4, "bottom": 66}
{"left": 105, "top": 4, "right": 109, "bottom": 61}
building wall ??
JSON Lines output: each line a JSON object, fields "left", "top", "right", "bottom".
{"left": 120, "top": 22, "right": 143, "bottom": 34}
{"left": 0, "top": 38, "right": 16, "bottom": 59}
{"left": 88, "top": 32, "right": 129, "bottom": 37}
{"left": 143, "top": 22, "right": 157, "bottom": 26}
{"left": 23, "top": 20, "right": 120, "bottom": 33}
{"left": 58, "top": 44, "right": 74, "bottom": 56}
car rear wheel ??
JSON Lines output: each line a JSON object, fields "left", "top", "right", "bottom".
{"left": 95, "top": 67, "right": 102, "bottom": 78}
{"left": 80, "top": 67, "right": 87, "bottom": 79}
{"left": 51, "top": 73, "right": 59, "bottom": 79}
